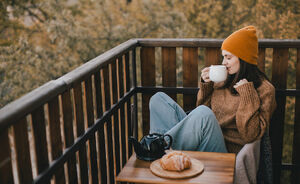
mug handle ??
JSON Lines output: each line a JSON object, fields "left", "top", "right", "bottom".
{"left": 163, "top": 134, "right": 173, "bottom": 149}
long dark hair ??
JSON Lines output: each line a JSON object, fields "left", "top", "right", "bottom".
{"left": 223, "top": 59, "right": 270, "bottom": 94}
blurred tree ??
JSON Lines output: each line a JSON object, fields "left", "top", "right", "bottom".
{"left": 0, "top": 0, "right": 299, "bottom": 108}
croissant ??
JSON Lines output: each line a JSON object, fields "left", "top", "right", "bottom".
{"left": 160, "top": 151, "right": 191, "bottom": 171}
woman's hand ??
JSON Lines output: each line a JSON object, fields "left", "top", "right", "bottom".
{"left": 234, "top": 79, "right": 248, "bottom": 88}
{"left": 201, "top": 67, "right": 211, "bottom": 82}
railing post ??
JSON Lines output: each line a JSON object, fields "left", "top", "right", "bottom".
{"left": 128, "top": 48, "right": 137, "bottom": 158}
{"left": 292, "top": 48, "right": 300, "bottom": 184}
{"left": 31, "top": 106, "right": 49, "bottom": 182}
{"left": 162, "top": 47, "right": 177, "bottom": 101}
{"left": 48, "top": 97, "right": 65, "bottom": 184}
{"left": 93, "top": 70, "right": 107, "bottom": 184}
{"left": 118, "top": 55, "right": 126, "bottom": 167}
{"left": 0, "top": 129, "right": 14, "bottom": 183}
{"left": 205, "top": 47, "right": 221, "bottom": 66}
{"left": 111, "top": 59, "right": 121, "bottom": 175}
{"left": 131, "top": 48, "right": 138, "bottom": 143}
{"left": 61, "top": 89, "right": 78, "bottom": 184}
{"left": 84, "top": 76, "right": 99, "bottom": 183}
{"left": 103, "top": 64, "right": 115, "bottom": 184}
{"left": 258, "top": 48, "right": 266, "bottom": 72}
{"left": 73, "top": 82, "right": 89, "bottom": 183}
{"left": 183, "top": 47, "right": 198, "bottom": 112}
{"left": 140, "top": 47, "right": 156, "bottom": 136}
{"left": 270, "top": 48, "right": 289, "bottom": 184}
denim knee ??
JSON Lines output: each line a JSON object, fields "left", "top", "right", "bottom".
{"left": 149, "top": 92, "right": 167, "bottom": 109}
{"left": 190, "top": 105, "right": 214, "bottom": 118}
{"left": 188, "top": 105, "right": 218, "bottom": 127}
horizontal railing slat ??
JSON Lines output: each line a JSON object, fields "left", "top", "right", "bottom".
{"left": 279, "top": 163, "right": 300, "bottom": 170}
{"left": 137, "top": 38, "right": 300, "bottom": 48}
{"left": 135, "top": 86, "right": 300, "bottom": 96}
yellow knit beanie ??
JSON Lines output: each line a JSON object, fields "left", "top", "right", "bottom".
{"left": 221, "top": 26, "right": 258, "bottom": 65}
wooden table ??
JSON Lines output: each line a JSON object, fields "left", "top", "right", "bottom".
{"left": 116, "top": 151, "right": 236, "bottom": 184}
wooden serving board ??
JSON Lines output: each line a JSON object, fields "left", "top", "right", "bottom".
{"left": 150, "top": 158, "right": 204, "bottom": 179}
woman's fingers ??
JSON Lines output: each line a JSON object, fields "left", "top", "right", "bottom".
{"left": 201, "top": 67, "right": 210, "bottom": 73}
{"left": 201, "top": 67, "right": 211, "bottom": 82}
{"left": 234, "top": 79, "right": 248, "bottom": 88}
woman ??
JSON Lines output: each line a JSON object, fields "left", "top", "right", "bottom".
{"left": 149, "top": 26, "right": 277, "bottom": 154}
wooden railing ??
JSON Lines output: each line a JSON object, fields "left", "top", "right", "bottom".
{"left": 0, "top": 39, "right": 138, "bottom": 184}
{"left": 137, "top": 39, "right": 300, "bottom": 184}
{"left": 0, "top": 39, "right": 299, "bottom": 184}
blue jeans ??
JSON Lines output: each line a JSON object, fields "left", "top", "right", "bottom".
{"left": 149, "top": 92, "right": 227, "bottom": 153}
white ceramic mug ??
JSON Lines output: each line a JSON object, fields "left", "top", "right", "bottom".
{"left": 209, "top": 65, "right": 228, "bottom": 82}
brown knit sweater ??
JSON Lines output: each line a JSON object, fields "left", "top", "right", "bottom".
{"left": 196, "top": 80, "right": 277, "bottom": 153}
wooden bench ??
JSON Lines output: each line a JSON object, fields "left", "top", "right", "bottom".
{"left": 0, "top": 39, "right": 299, "bottom": 184}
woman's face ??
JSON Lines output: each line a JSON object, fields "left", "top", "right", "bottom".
{"left": 221, "top": 50, "right": 240, "bottom": 75}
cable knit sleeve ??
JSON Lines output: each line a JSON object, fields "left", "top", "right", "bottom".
{"left": 235, "top": 80, "right": 276, "bottom": 144}
{"left": 196, "top": 81, "right": 214, "bottom": 107}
